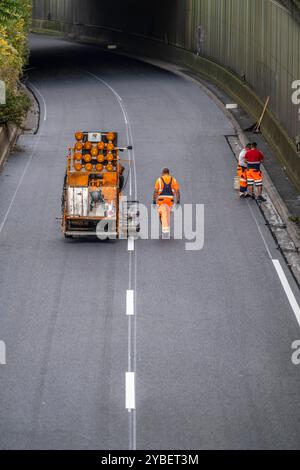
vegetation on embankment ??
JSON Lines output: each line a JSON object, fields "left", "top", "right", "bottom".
{"left": 0, "top": 0, "right": 32, "bottom": 126}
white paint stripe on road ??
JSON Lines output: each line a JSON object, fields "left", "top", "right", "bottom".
{"left": 226, "top": 103, "right": 238, "bottom": 109}
{"left": 29, "top": 82, "right": 47, "bottom": 121}
{"left": 248, "top": 203, "right": 300, "bottom": 327}
{"left": 126, "top": 372, "right": 135, "bottom": 410}
{"left": 83, "top": 70, "right": 137, "bottom": 200}
{"left": 84, "top": 69, "right": 138, "bottom": 447}
{"left": 272, "top": 260, "right": 300, "bottom": 327}
{"left": 126, "top": 290, "right": 134, "bottom": 316}
{"left": 128, "top": 237, "right": 135, "bottom": 251}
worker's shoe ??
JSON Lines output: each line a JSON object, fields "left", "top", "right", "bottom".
{"left": 257, "top": 195, "right": 267, "bottom": 203}
{"left": 162, "top": 231, "right": 171, "bottom": 240}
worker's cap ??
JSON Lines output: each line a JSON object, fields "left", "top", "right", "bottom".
{"left": 252, "top": 142, "right": 258, "bottom": 147}
{"left": 246, "top": 143, "right": 252, "bottom": 148}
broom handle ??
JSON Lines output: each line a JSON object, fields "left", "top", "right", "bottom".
{"left": 255, "top": 96, "right": 270, "bottom": 132}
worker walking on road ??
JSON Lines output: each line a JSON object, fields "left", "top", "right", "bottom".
{"left": 153, "top": 168, "right": 180, "bottom": 237}
{"left": 245, "top": 142, "right": 266, "bottom": 202}
{"left": 238, "top": 143, "right": 251, "bottom": 198}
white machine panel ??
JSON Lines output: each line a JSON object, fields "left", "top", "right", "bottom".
{"left": 88, "top": 132, "right": 102, "bottom": 142}
{"left": 67, "top": 187, "right": 89, "bottom": 217}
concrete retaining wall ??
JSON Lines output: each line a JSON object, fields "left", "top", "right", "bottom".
{"left": 31, "top": 15, "right": 300, "bottom": 193}
{"left": 32, "top": 0, "right": 300, "bottom": 138}
{"left": 0, "top": 123, "right": 19, "bottom": 171}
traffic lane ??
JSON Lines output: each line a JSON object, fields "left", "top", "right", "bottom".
{"left": 0, "top": 59, "right": 131, "bottom": 449}
{"left": 0, "top": 237, "right": 130, "bottom": 449}
{"left": 105, "top": 60, "right": 300, "bottom": 447}
{"left": 29, "top": 240, "right": 129, "bottom": 450}
{"left": 136, "top": 208, "right": 300, "bottom": 449}
{"left": 117, "top": 63, "right": 300, "bottom": 311}
{"left": 0, "top": 35, "right": 298, "bottom": 450}
{"left": 82, "top": 47, "right": 300, "bottom": 447}
{"left": 52, "top": 36, "right": 300, "bottom": 447}
{"left": 0, "top": 137, "right": 36, "bottom": 226}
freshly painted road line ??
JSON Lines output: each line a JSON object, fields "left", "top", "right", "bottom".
{"left": 83, "top": 69, "right": 138, "bottom": 448}
{"left": 272, "top": 260, "right": 300, "bottom": 327}
{"left": 29, "top": 82, "right": 47, "bottom": 121}
{"left": 126, "top": 372, "right": 136, "bottom": 410}
{"left": 126, "top": 290, "right": 135, "bottom": 316}
{"left": 83, "top": 70, "right": 137, "bottom": 199}
{"left": 128, "top": 237, "right": 135, "bottom": 251}
{"left": 226, "top": 103, "right": 238, "bottom": 109}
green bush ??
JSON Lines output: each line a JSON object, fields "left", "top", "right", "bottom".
{"left": 0, "top": 88, "right": 30, "bottom": 127}
{"left": 0, "top": 0, "right": 31, "bottom": 126}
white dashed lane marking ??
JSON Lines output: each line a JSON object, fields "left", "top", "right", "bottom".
{"left": 272, "top": 260, "right": 300, "bottom": 327}
{"left": 126, "top": 290, "right": 135, "bottom": 316}
{"left": 126, "top": 372, "right": 136, "bottom": 410}
{"left": 128, "top": 237, "right": 135, "bottom": 252}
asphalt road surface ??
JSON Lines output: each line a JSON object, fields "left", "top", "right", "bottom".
{"left": 0, "top": 35, "right": 300, "bottom": 450}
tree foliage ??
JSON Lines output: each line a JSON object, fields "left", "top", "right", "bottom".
{"left": 0, "top": 0, "right": 32, "bottom": 125}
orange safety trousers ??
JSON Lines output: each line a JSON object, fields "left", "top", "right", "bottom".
{"left": 157, "top": 198, "right": 174, "bottom": 233}
{"left": 237, "top": 166, "right": 248, "bottom": 193}
{"left": 247, "top": 168, "right": 263, "bottom": 187}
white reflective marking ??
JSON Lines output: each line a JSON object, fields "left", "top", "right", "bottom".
{"left": 272, "top": 260, "right": 300, "bottom": 327}
{"left": 29, "top": 82, "right": 47, "bottom": 121}
{"left": 126, "top": 290, "right": 134, "bottom": 316}
{"left": 0, "top": 340, "right": 6, "bottom": 365}
{"left": 128, "top": 237, "right": 134, "bottom": 251}
{"left": 83, "top": 70, "right": 137, "bottom": 201}
{"left": 126, "top": 372, "right": 135, "bottom": 410}
{"left": 226, "top": 103, "right": 238, "bottom": 109}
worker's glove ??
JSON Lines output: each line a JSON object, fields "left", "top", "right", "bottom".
{"left": 152, "top": 201, "right": 157, "bottom": 206}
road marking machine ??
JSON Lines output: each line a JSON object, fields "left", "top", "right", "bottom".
{"left": 61, "top": 131, "right": 139, "bottom": 239}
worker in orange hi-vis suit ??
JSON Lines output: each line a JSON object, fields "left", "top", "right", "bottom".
{"left": 245, "top": 142, "right": 266, "bottom": 202}
{"left": 153, "top": 168, "right": 181, "bottom": 236}
{"left": 238, "top": 143, "right": 251, "bottom": 198}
